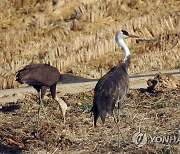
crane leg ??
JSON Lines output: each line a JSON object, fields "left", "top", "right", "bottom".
{"left": 112, "top": 109, "right": 121, "bottom": 149}
{"left": 115, "top": 101, "right": 124, "bottom": 150}
{"left": 117, "top": 108, "right": 121, "bottom": 150}
{"left": 37, "top": 102, "right": 41, "bottom": 130}
{"left": 113, "top": 111, "right": 117, "bottom": 123}
{"left": 37, "top": 90, "right": 50, "bottom": 129}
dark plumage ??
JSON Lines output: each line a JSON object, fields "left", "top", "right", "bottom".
{"left": 16, "top": 64, "right": 60, "bottom": 98}
{"left": 16, "top": 63, "right": 67, "bottom": 124}
{"left": 91, "top": 56, "right": 130, "bottom": 126}
{"left": 91, "top": 30, "right": 138, "bottom": 148}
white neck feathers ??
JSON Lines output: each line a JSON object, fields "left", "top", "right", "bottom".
{"left": 115, "top": 32, "right": 130, "bottom": 62}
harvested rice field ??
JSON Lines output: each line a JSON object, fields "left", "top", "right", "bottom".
{"left": 0, "top": 0, "right": 180, "bottom": 153}
{"left": 0, "top": 0, "right": 179, "bottom": 89}
{"left": 0, "top": 74, "right": 180, "bottom": 153}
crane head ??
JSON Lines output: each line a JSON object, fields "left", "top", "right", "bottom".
{"left": 117, "top": 30, "right": 139, "bottom": 39}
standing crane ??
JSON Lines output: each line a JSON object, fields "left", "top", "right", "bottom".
{"left": 16, "top": 63, "right": 67, "bottom": 126}
{"left": 91, "top": 30, "right": 138, "bottom": 148}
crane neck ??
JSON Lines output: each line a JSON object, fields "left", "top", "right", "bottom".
{"left": 115, "top": 35, "right": 130, "bottom": 62}
{"left": 56, "top": 97, "right": 67, "bottom": 124}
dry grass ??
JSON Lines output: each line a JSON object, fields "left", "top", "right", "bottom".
{"left": 0, "top": 82, "right": 179, "bottom": 153}
{"left": 0, "top": 0, "right": 180, "bottom": 89}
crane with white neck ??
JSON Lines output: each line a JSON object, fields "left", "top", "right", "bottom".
{"left": 16, "top": 64, "right": 67, "bottom": 129}
{"left": 91, "top": 30, "right": 138, "bottom": 149}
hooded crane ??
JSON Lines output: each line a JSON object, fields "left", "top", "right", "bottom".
{"left": 91, "top": 30, "right": 138, "bottom": 148}
{"left": 16, "top": 63, "right": 67, "bottom": 125}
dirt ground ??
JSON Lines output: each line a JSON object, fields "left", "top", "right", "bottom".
{"left": 0, "top": 74, "right": 180, "bottom": 154}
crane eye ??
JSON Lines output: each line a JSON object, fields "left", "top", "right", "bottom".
{"left": 121, "top": 30, "right": 129, "bottom": 36}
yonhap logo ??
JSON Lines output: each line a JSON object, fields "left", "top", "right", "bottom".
{"left": 132, "top": 131, "right": 147, "bottom": 147}
{"left": 132, "top": 130, "right": 180, "bottom": 147}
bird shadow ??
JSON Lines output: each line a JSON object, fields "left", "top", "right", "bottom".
{"left": 0, "top": 102, "right": 21, "bottom": 113}
{"left": 0, "top": 143, "right": 23, "bottom": 154}
{"left": 60, "top": 73, "right": 98, "bottom": 84}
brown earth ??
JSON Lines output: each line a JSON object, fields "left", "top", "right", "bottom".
{"left": 0, "top": 74, "right": 179, "bottom": 153}
{"left": 0, "top": 0, "right": 180, "bottom": 89}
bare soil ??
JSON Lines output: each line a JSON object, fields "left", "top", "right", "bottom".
{"left": 0, "top": 74, "right": 179, "bottom": 154}
{"left": 0, "top": 0, "right": 179, "bottom": 89}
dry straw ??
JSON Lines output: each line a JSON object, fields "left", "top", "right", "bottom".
{"left": 0, "top": 0, "right": 179, "bottom": 89}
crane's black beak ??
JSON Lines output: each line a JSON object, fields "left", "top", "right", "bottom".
{"left": 128, "top": 34, "right": 139, "bottom": 38}
{"left": 136, "top": 39, "right": 157, "bottom": 43}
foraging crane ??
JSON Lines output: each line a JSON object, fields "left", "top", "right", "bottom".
{"left": 91, "top": 30, "right": 138, "bottom": 147}
{"left": 16, "top": 63, "right": 67, "bottom": 125}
